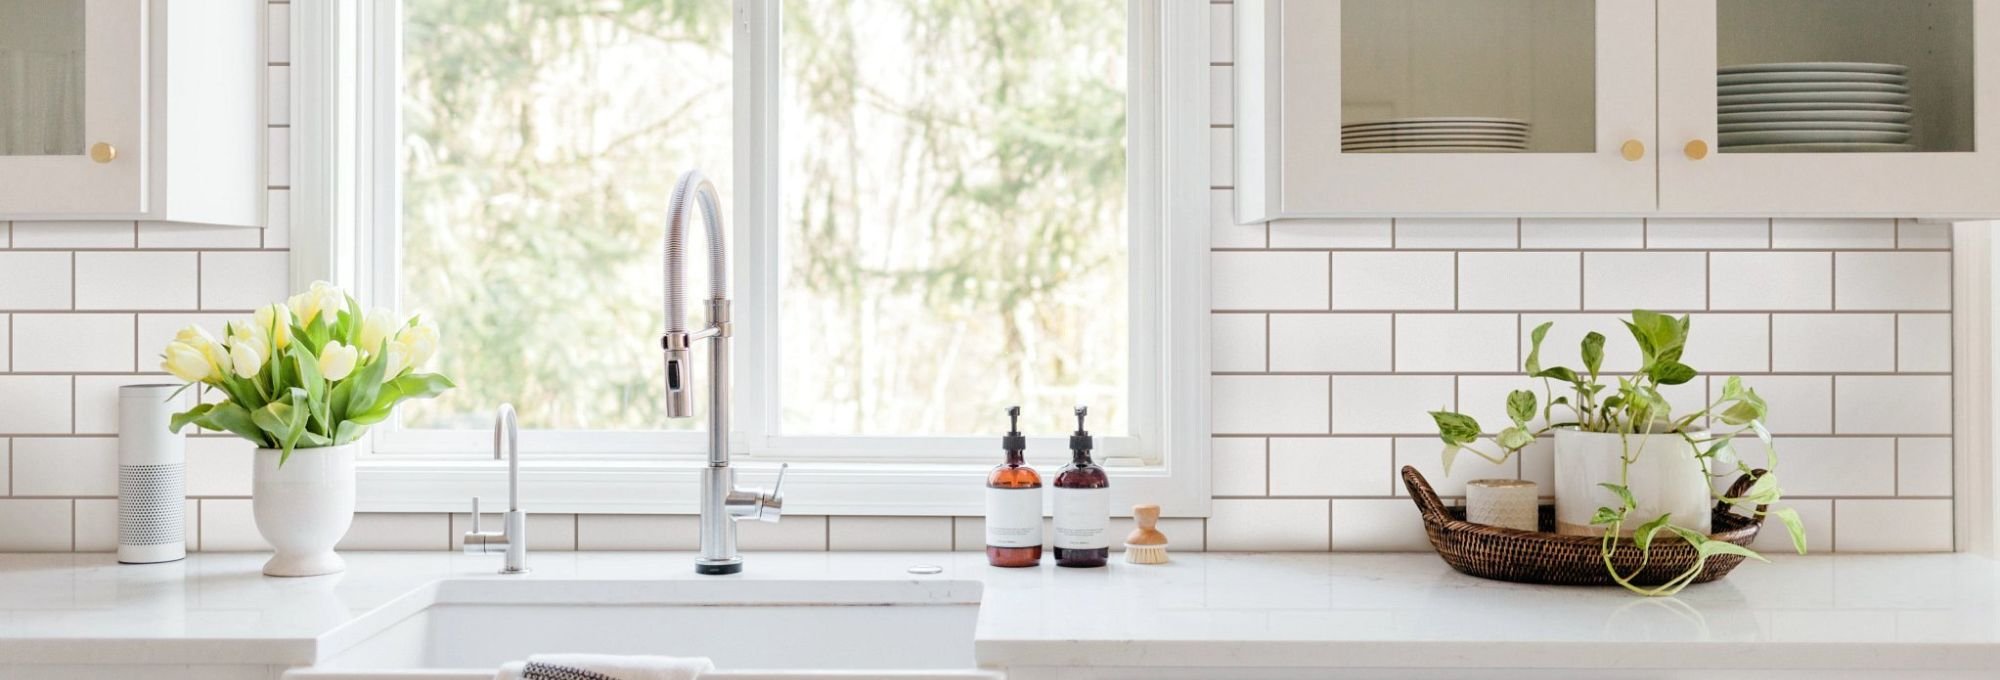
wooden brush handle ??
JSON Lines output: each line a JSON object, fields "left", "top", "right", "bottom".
{"left": 1132, "top": 503, "right": 1160, "bottom": 530}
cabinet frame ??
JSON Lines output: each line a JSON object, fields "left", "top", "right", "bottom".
{"left": 0, "top": 0, "right": 146, "bottom": 216}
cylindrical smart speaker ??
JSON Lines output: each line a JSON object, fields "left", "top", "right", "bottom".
{"left": 119, "top": 384, "right": 187, "bottom": 564}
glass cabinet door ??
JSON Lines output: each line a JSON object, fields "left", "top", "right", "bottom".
{"left": 1660, "top": 0, "right": 2000, "bottom": 215}
{"left": 0, "top": 0, "right": 86, "bottom": 156}
{"left": 0, "top": 0, "right": 144, "bottom": 216}
{"left": 1255, "top": 0, "right": 1657, "bottom": 216}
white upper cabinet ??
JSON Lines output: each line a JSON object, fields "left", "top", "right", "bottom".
{"left": 1237, "top": 0, "right": 2000, "bottom": 220}
{"left": 1660, "top": 0, "right": 1999, "bottom": 216}
{"left": 0, "top": 0, "right": 261, "bottom": 226}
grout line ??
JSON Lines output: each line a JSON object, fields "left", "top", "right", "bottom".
{"left": 70, "top": 499, "right": 77, "bottom": 552}
{"left": 1262, "top": 437, "right": 1271, "bottom": 496}
{"left": 1894, "top": 313, "right": 1902, "bottom": 372}
{"left": 1894, "top": 438, "right": 1902, "bottom": 496}
{"left": 1830, "top": 251, "right": 1839, "bottom": 309}
{"left": 1263, "top": 314, "right": 1271, "bottom": 372}
{"left": 1206, "top": 246, "right": 1951, "bottom": 253}
{"left": 1704, "top": 252, "right": 1713, "bottom": 310}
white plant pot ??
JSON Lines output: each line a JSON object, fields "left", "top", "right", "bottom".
{"left": 1553, "top": 429, "right": 1711, "bottom": 537}
{"left": 252, "top": 444, "right": 357, "bottom": 577}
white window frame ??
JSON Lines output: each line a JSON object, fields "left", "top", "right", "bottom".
{"left": 292, "top": 0, "right": 1211, "bottom": 516}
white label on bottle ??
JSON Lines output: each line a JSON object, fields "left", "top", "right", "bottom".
{"left": 985, "top": 487, "right": 1044, "bottom": 548}
{"left": 1052, "top": 487, "right": 1110, "bottom": 550}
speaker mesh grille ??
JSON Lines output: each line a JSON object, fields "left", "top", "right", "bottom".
{"left": 119, "top": 463, "right": 185, "bottom": 546}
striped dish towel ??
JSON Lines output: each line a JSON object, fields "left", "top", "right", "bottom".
{"left": 499, "top": 654, "right": 714, "bottom": 680}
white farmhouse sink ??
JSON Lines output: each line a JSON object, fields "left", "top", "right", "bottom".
{"left": 284, "top": 578, "right": 996, "bottom": 680}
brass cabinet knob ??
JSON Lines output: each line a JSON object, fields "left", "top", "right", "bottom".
{"left": 1619, "top": 139, "right": 1645, "bottom": 162}
{"left": 1684, "top": 139, "right": 1710, "bottom": 160}
{"left": 89, "top": 142, "right": 117, "bottom": 163}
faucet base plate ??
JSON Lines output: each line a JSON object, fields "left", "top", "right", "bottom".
{"left": 695, "top": 561, "right": 743, "bottom": 575}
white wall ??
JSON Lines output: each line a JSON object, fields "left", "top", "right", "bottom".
{"left": 0, "top": 0, "right": 1956, "bottom": 554}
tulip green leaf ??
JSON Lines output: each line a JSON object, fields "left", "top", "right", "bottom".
{"left": 169, "top": 403, "right": 213, "bottom": 434}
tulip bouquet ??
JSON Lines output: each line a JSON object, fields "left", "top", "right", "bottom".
{"left": 161, "top": 281, "right": 454, "bottom": 464}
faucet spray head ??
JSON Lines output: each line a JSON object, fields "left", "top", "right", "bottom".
{"left": 662, "top": 332, "right": 694, "bottom": 418}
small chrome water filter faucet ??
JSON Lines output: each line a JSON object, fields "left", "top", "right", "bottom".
{"left": 663, "top": 169, "right": 785, "bottom": 575}
{"left": 463, "top": 403, "right": 528, "bottom": 574}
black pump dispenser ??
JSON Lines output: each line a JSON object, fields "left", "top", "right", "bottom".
{"left": 1068, "top": 406, "right": 1093, "bottom": 460}
{"left": 1004, "top": 406, "right": 1028, "bottom": 456}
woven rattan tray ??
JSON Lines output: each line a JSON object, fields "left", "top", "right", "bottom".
{"left": 1401, "top": 465, "right": 1766, "bottom": 586}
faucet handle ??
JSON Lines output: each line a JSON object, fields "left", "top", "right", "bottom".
{"left": 758, "top": 463, "right": 788, "bottom": 523}
{"left": 468, "top": 496, "right": 482, "bottom": 533}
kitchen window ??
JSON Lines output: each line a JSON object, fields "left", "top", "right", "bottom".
{"left": 295, "top": 1, "right": 1212, "bottom": 514}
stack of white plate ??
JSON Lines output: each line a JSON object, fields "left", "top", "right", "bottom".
{"left": 1340, "top": 117, "right": 1530, "bottom": 153}
{"left": 1718, "top": 62, "right": 1915, "bottom": 153}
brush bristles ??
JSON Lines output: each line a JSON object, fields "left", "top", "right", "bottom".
{"left": 1123, "top": 543, "right": 1169, "bottom": 564}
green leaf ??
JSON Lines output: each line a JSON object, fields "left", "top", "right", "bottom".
{"left": 1649, "top": 361, "right": 1698, "bottom": 386}
{"left": 1497, "top": 426, "right": 1534, "bottom": 450}
{"left": 364, "top": 372, "right": 456, "bottom": 415}
{"left": 290, "top": 344, "right": 328, "bottom": 434}
{"left": 195, "top": 402, "right": 265, "bottom": 445}
{"left": 1590, "top": 506, "right": 1623, "bottom": 526}
{"left": 1429, "top": 411, "right": 1482, "bottom": 445}
{"left": 1721, "top": 376, "right": 1747, "bottom": 400}
{"left": 343, "top": 342, "right": 391, "bottom": 421}
{"left": 1440, "top": 442, "right": 1460, "bottom": 477}
{"left": 1600, "top": 482, "right": 1637, "bottom": 511}
{"left": 1697, "top": 540, "right": 1769, "bottom": 563}
{"left": 1534, "top": 366, "right": 1581, "bottom": 384}
{"left": 169, "top": 403, "right": 214, "bottom": 434}
{"left": 1505, "top": 390, "right": 1536, "bottom": 426}
{"left": 345, "top": 296, "right": 365, "bottom": 346}
{"left": 1728, "top": 472, "right": 1780, "bottom": 506}
{"left": 1633, "top": 512, "right": 1674, "bottom": 554}
{"left": 1581, "top": 331, "right": 1605, "bottom": 378}
{"left": 1666, "top": 525, "right": 1708, "bottom": 547}
{"left": 334, "top": 420, "right": 372, "bottom": 445}
{"left": 1774, "top": 507, "right": 1808, "bottom": 554}
{"left": 1524, "top": 322, "right": 1553, "bottom": 375}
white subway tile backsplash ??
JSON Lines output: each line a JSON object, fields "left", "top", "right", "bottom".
{"left": 1681, "top": 313, "right": 1770, "bottom": 373}
{"left": 75, "top": 374, "right": 188, "bottom": 435}
{"left": 1212, "top": 375, "right": 1329, "bottom": 434}
{"left": 827, "top": 517, "right": 953, "bottom": 551}
{"left": 739, "top": 515, "right": 829, "bottom": 551}
{"left": 138, "top": 222, "right": 263, "bottom": 249}
{"left": 0, "top": 376, "right": 73, "bottom": 434}
{"left": 450, "top": 513, "right": 580, "bottom": 551}
{"left": 1458, "top": 252, "right": 1580, "bottom": 310}
{"left": 1749, "top": 498, "right": 1831, "bottom": 554}
{"left": 1836, "top": 252, "right": 1950, "bottom": 311}
{"left": 1210, "top": 65, "right": 1232, "bottom": 126}
{"left": 1209, "top": 2, "right": 1232, "bottom": 63}
{"left": 10, "top": 221, "right": 135, "bottom": 248}
{"left": 1329, "top": 252, "right": 1454, "bottom": 310}
{"left": 1713, "top": 375, "right": 1830, "bottom": 435}
{"left": 75, "top": 252, "right": 198, "bottom": 310}
{"left": 1834, "top": 499, "right": 1952, "bottom": 552}
{"left": 1330, "top": 375, "right": 1453, "bottom": 434}
{"left": 1896, "top": 220, "right": 1951, "bottom": 249}
{"left": 1209, "top": 127, "right": 1231, "bottom": 186}
{"left": 1211, "top": 437, "right": 1267, "bottom": 496}
{"left": 265, "top": 189, "right": 291, "bottom": 246}
{"left": 1771, "top": 314, "right": 1895, "bottom": 372}
{"left": 577, "top": 515, "right": 698, "bottom": 550}
{"left": 268, "top": 127, "right": 290, "bottom": 187}
{"left": 1710, "top": 252, "right": 1832, "bottom": 310}
{"left": 200, "top": 251, "right": 289, "bottom": 310}
{"left": 1835, "top": 375, "right": 1952, "bottom": 434}
{"left": 1393, "top": 314, "right": 1516, "bottom": 372}
{"left": 268, "top": 65, "right": 291, "bottom": 126}
{"left": 1774, "top": 437, "right": 1894, "bottom": 496}
{"left": 1456, "top": 375, "right": 1540, "bottom": 433}
{"left": 1519, "top": 313, "right": 1639, "bottom": 373}
{"left": 0, "top": 221, "right": 9, "bottom": 246}
{"left": 1646, "top": 218, "right": 1767, "bottom": 249}
{"left": 0, "top": 439, "right": 9, "bottom": 493}
{"left": 198, "top": 499, "right": 267, "bottom": 551}
{"left": 1897, "top": 438, "right": 1953, "bottom": 497}
{"left": 1268, "top": 313, "right": 1391, "bottom": 372}
{"left": 1330, "top": 498, "right": 1429, "bottom": 551}
{"left": 13, "top": 314, "right": 134, "bottom": 372}
{"left": 1897, "top": 313, "right": 1952, "bottom": 372}
{"left": 1210, "top": 190, "right": 1263, "bottom": 248}
{"left": 0, "top": 252, "right": 74, "bottom": 309}
{"left": 1772, "top": 219, "right": 1895, "bottom": 249}
{"left": 1211, "top": 313, "right": 1266, "bottom": 373}
{"left": 0, "top": 314, "right": 8, "bottom": 371}
{"left": 1212, "top": 252, "right": 1327, "bottom": 310}
{"left": 1395, "top": 219, "right": 1516, "bottom": 249}
{"left": 1520, "top": 218, "right": 1644, "bottom": 249}
{"left": 1392, "top": 436, "right": 1515, "bottom": 497}
{"left": 1270, "top": 219, "right": 1392, "bottom": 249}
{"left": 1207, "top": 499, "right": 1329, "bottom": 551}
{"left": 0, "top": 499, "right": 73, "bottom": 551}
{"left": 1583, "top": 252, "right": 1705, "bottom": 310}
{"left": 11, "top": 438, "right": 118, "bottom": 496}
{"left": 74, "top": 498, "right": 115, "bottom": 552}
{"left": 1269, "top": 437, "right": 1390, "bottom": 496}
{"left": 186, "top": 437, "right": 254, "bottom": 497}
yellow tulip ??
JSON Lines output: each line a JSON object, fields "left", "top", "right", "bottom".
{"left": 289, "top": 281, "right": 348, "bottom": 327}
{"left": 228, "top": 342, "right": 263, "bottom": 379}
{"left": 319, "top": 341, "right": 360, "bottom": 381}
{"left": 161, "top": 342, "right": 216, "bottom": 383}
{"left": 359, "top": 308, "right": 399, "bottom": 356}
{"left": 394, "top": 321, "right": 439, "bottom": 371}
{"left": 253, "top": 303, "right": 292, "bottom": 350}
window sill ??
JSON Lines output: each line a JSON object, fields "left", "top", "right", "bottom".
{"left": 355, "top": 456, "right": 1209, "bottom": 517}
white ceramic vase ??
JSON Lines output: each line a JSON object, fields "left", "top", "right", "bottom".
{"left": 252, "top": 444, "right": 357, "bottom": 577}
{"left": 1553, "top": 430, "right": 1711, "bottom": 537}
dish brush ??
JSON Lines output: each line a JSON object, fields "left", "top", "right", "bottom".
{"left": 1123, "top": 503, "right": 1170, "bottom": 564}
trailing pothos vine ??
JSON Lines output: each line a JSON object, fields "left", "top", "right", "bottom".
{"left": 1428, "top": 310, "right": 1808, "bottom": 596}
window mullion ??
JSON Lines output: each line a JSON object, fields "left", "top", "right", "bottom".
{"left": 731, "top": 0, "right": 784, "bottom": 453}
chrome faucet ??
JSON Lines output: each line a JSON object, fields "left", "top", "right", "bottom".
{"left": 463, "top": 403, "right": 528, "bottom": 574}
{"left": 663, "top": 169, "right": 785, "bottom": 576}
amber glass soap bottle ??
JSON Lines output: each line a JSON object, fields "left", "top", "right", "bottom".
{"left": 985, "top": 406, "right": 1043, "bottom": 567}
{"left": 1053, "top": 406, "right": 1109, "bottom": 568}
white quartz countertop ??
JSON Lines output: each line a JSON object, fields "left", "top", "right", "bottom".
{"left": 0, "top": 551, "right": 1997, "bottom": 673}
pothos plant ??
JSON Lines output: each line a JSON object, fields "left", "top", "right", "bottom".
{"left": 1427, "top": 310, "right": 1807, "bottom": 596}
{"left": 160, "top": 281, "right": 455, "bottom": 464}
